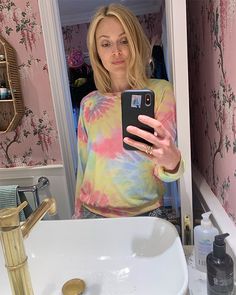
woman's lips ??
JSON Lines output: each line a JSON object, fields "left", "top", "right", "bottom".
{"left": 112, "top": 60, "right": 125, "bottom": 65}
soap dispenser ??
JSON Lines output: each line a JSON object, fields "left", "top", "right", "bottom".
{"left": 194, "top": 211, "right": 219, "bottom": 272}
{"left": 206, "top": 233, "right": 234, "bottom": 295}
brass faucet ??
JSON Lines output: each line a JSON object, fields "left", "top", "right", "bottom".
{"left": 0, "top": 198, "right": 56, "bottom": 295}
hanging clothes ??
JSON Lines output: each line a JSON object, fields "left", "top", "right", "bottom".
{"left": 69, "top": 64, "right": 96, "bottom": 109}
{"left": 151, "top": 45, "right": 168, "bottom": 80}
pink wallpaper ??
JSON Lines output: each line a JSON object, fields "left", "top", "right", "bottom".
{"left": 62, "top": 23, "right": 90, "bottom": 58}
{"left": 0, "top": 0, "right": 62, "bottom": 168}
{"left": 187, "top": 0, "right": 236, "bottom": 224}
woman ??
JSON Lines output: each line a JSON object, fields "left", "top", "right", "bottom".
{"left": 74, "top": 3, "right": 184, "bottom": 219}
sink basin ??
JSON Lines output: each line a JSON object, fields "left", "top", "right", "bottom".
{"left": 0, "top": 217, "right": 188, "bottom": 294}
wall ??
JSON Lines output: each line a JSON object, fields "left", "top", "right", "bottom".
{"left": 0, "top": 0, "right": 62, "bottom": 168}
{"left": 187, "top": 0, "right": 236, "bottom": 225}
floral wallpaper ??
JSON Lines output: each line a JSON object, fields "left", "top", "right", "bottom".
{"left": 187, "top": 0, "right": 236, "bottom": 224}
{"left": 62, "top": 23, "right": 90, "bottom": 59}
{"left": 0, "top": 0, "right": 62, "bottom": 168}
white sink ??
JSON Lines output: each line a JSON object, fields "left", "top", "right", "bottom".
{"left": 0, "top": 217, "right": 188, "bottom": 294}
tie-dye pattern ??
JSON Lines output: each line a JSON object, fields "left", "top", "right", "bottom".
{"left": 74, "top": 79, "right": 184, "bottom": 218}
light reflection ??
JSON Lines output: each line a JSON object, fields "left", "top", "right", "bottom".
{"left": 98, "top": 255, "right": 111, "bottom": 261}
{"left": 116, "top": 267, "right": 130, "bottom": 281}
{"left": 30, "top": 253, "right": 36, "bottom": 259}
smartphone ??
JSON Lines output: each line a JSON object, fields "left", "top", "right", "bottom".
{"left": 121, "top": 89, "right": 155, "bottom": 150}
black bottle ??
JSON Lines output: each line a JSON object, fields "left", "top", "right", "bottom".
{"left": 206, "top": 233, "right": 234, "bottom": 295}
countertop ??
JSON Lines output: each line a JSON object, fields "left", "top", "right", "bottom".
{"left": 184, "top": 246, "right": 207, "bottom": 295}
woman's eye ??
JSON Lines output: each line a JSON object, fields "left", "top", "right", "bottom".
{"left": 120, "top": 38, "right": 128, "bottom": 45}
{"left": 101, "top": 42, "right": 111, "bottom": 47}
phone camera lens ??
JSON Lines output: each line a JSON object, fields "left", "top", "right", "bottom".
{"left": 145, "top": 94, "right": 151, "bottom": 106}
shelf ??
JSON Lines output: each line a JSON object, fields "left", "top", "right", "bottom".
{"left": 0, "top": 34, "right": 24, "bottom": 133}
{"left": 0, "top": 99, "right": 12, "bottom": 102}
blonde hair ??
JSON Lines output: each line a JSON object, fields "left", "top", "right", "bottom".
{"left": 87, "top": 3, "right": 151, "bottom": 93}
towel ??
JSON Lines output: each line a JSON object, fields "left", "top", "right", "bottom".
{"left": 18, "top": 191, "right": 33, "bottom": 218}
{"left": 0, "top": 185, "right": 26, "bottom": 221}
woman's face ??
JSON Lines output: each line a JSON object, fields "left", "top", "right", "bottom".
{"left": 95, "top": 16, "right": 130, "bottom": 79}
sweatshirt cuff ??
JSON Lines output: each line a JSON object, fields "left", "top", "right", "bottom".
{"left": 155, "top": 158, "right": 185, "bottom": 182}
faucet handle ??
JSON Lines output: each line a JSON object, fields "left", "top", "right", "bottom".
{"left": 0, "top": 201, "right": 28, "bottom": 228}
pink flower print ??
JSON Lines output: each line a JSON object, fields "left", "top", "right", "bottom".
{"left": 13, "top": 11, "right": 18, "bottom": 23}
{"left": 220, "top": 0, "right": 227, "bottom": 48}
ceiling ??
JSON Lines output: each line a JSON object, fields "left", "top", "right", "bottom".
{"left": 58, "top": 0, "right": 162, "bottom": 26}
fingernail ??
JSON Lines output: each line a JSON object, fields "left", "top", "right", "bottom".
{"left": 138, "top": 115, "right": 145, "bottom": 121}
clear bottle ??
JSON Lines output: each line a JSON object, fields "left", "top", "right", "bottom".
{"left": 194, "top": 211, "right": 219, "bottom": 272}
{"left": 0, "top": 80, "right": 8, "bottom": 100}
{"left": 207, "top": 233, "right": 234, "bottom": 295}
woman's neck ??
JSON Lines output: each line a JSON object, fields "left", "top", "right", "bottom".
{"left": 110, "top": 75, "right": 130, "bottom": 92}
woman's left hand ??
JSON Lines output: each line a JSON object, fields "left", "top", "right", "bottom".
{"left": 123, "top": 115, "right": 181, "bottom": 173}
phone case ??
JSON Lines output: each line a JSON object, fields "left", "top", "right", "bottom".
{"left": 121, "top": 89, "right": 155, "bottom": 150}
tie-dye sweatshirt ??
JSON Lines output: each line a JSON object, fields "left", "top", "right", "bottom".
{"left": 74, "top": 79, "right": 184, "bottom": 218}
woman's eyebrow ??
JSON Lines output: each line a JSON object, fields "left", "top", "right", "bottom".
{"left": 97, "top": 35, "right": 109, "bottom": 39}
{"left": 97, "top": 32, "right": 126, "bottom": 39}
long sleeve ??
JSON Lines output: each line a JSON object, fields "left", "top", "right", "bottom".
{"left": 151, "top": 80, "right": 185, "bottom": 182}
{"left": 74, "top": 103, "right": 88, "bottom": 217}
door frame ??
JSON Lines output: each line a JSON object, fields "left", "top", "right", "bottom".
{"left": 38, "top": 0, "right": 77, "bottom": 212}
{"left": 165, "top": 0, "right": 193, "bottom": 243}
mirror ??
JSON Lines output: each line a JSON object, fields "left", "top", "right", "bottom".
{"left": 0, "top": 0, "right": 191, "bottom": 239}
{"left": 57, "top": 0, "right": 181, "bottom": 226}
{"left": 39, "top": 0, "right": 192, "bottom": 241}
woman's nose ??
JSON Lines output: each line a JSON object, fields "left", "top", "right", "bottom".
{"left": 112, "top": 43, "right": 121, "bottom": 55}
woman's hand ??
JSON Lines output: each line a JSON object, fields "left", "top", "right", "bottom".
{"left": 123, "top": 115, "right": 181, "bottom": 173}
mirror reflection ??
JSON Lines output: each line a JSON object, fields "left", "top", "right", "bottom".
{"left": 58, "top": 0, "right": 182, "bottom": 230}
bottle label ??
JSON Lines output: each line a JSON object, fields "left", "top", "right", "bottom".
{"left": 195, "top": 239, "right": 213, "bottom": 271}
{"left": 213, "top": 275, "right": 233, "bottom": 287}
{"left": 208, "top": 271, "right": 234, "bottom": 293}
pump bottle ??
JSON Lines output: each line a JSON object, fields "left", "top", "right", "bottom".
{"left": 206, "top": 233, "right": 234, "bottom": 295}
{"left": 194, "top": 211, "right": 219, "bottom": 272}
